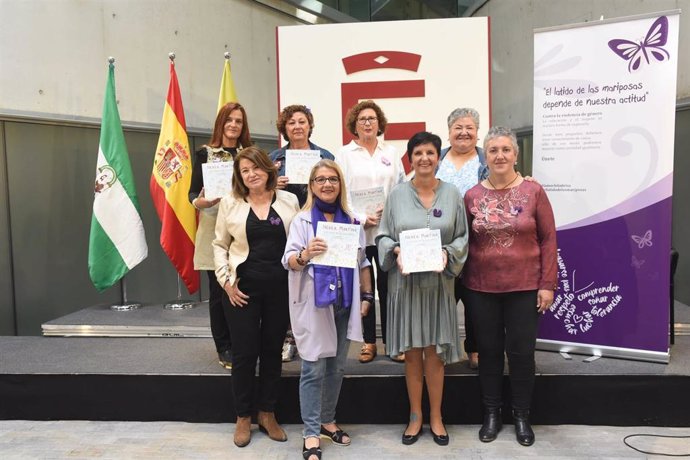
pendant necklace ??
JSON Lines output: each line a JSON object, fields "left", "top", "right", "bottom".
{"left": 487, "top": 173, "right": 519, "bottom": 190}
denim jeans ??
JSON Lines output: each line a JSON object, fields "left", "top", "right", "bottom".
{"left": 299, "top": 304, "right": 351, "bottom": 438}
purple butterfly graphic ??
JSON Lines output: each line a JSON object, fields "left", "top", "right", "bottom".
{"left": 608, "top": 16, "right": 670, "bottom": 72}
{"left": 269, "top": 217, "right": 282, "bottom": 226}
{"left": 631, "top": 229, "right": 652, "bottom": 249}
{"left": 432, "top": 208, "right": 442, "bottom": 218}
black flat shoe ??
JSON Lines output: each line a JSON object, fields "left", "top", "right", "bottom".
{"left": 479, "top": 407, "right": 502, "bottom": 442}
{"left": 430, "top": 426, "right": 449, "bottom": 446}
{"left": 402, "top": 425, "right": 423, "bottom": 445}
{"left": 320, "top": 425, "right": 351, "bottom": 446}
{"left": 513, "top": 409, "right": 535, "bottom": 446}
{"left": 302, "top": 440, "right": 322, "bottom": 460}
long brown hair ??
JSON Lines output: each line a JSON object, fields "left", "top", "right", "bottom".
{"left": 232, "top": 147, "right": 278, "bottom": 198}
{"left": 208, "top": 102, "right": 252, "bottom": 148}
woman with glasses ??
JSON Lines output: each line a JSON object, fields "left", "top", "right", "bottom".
{"left": 336, "top": 100, "right": 405, "bottom": 364}
{"left": 283, "top": 160, "right": 372, "bottom": 460}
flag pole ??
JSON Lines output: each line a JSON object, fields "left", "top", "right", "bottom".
{"left": 106, "top": 56, "right": 141, "bottom": 313}
{"left": 111, "top": 275, "right": 142, "bottom": 311}
{"left": 164, "top": 274, "right": 195, "bottom": 310}
{"left": 161, "top": 51, "right": 193, "bottom": 311}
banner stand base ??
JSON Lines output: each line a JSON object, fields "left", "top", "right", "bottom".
{"left": 164, "top": 300, "right": 194, "bottom": 311}
{"left": 537, "top": 338, "right": 670, "bottom": 364}
{"left": 110, "top": 302, "right": 142, "bottom": 312}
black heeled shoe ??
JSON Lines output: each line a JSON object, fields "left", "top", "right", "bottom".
{"left": 513, "top": 409, "right": 535, "bottom": 446}
{"left": 401, "top": 425, "right": 423, "bottom": 445}
{"left": 430, "top": 425, "right": 449, "bottom": 446}
{"left": 302, "top": 440, "right": 322, "bottom": 460}
{"left": 478, "top": 407, "right": 502, "bottom": 442}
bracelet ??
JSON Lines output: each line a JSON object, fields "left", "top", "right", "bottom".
{"left": 296, "top": 248, "right": 307, "bottom": 266}
{"left": 361, "top": 292, "right": 374, "bottom": 303}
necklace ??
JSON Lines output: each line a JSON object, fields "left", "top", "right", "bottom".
{"left": 487, "top": 173, "right": 519, "bottom": 190}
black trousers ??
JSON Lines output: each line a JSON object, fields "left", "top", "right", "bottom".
{"left": 464, "top": 288, "right": 540, "bottom": 411}
{"left": 363, "top": 245, "right": 388, "bottom": 344}
{"left": 454, "top": 279, "right": 477, "bottom": 354}
{"left": 226, "top": 277, "right": 289, "bottom": 417}
{"left": 207, "top": 270, "right": 231, "bottom": 353}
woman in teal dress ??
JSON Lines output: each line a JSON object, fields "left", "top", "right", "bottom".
{"left": 376, "top": 131, "right": 469, "bottom": 446}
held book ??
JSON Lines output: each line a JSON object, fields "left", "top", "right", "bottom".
{"left": 399, "top": 228, "right": 443, "bottom": 273}
{"left": 311, "top": 221, "right": 360, "bottom": 268}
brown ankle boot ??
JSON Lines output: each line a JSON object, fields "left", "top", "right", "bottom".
{"left": 234, "top": 416, "right": 251, "bottom": 447}
{"left": 257, "top": 410, "right": 287, "bottom": 442}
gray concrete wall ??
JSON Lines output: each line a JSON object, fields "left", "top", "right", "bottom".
{"left": 0, "top": 0, "right": 302, "bottom": 135}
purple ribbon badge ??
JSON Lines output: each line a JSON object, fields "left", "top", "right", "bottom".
{"left": 432, "top": 209, "right": 442, "bottom": 218}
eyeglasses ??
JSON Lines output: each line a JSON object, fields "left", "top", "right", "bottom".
{"left": 312, "top": 176, "right": 340, "bottom": 185}
{"left": 356, "top": 117, "right": 378, "bottom": 125}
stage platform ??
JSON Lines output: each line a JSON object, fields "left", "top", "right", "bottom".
{"left": 1, "top": 302, "right": 688, "bottom": 426}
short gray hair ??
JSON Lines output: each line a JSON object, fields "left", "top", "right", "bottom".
{"left": 447, "top": 107, "right": 480, "bottom": 129}
{"left": 483, "top": 126, "right": 519, "bottom": 153}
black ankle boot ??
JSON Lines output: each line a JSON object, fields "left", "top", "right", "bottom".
{"left": 478, "top": 407, "right": 502, "bottom": 442}
{"left": 513, "top": 409, "right": 535, "bottom": 446}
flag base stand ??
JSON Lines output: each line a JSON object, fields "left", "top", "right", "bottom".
{"left": 163, "top": 300, "right": 194, "bottom": 310}
{"left": 110, "top": 302, "right": 142, "bottom": 312}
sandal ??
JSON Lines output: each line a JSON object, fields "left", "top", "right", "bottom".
{"left": 302, "top": 440, "right": 322, "bottom": 460}
{"left": 320, "top": 425, "right": 351, "bottom": 446}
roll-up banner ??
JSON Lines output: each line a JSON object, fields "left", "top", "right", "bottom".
{"left": 533, "top": 11, "right": 679, "bottom": 363}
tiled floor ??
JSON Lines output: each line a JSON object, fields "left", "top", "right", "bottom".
{"left": 1, "top": 421, "right": 689, "bottom": 459}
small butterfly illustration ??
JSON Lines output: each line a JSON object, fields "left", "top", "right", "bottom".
{"left": 631, "top": 255, "right": 645, "bottom": 269}
{"left": 269, "top": 217, "right": 282, "bottom": 226}
{"left": 608, "top": 16, "right": 670, "bottom": 72}
{"left": 631, "top": 229, "right": 653, "bottom": 249}
{"left": 380, "top": 157, "right": 391, "bottom": 166}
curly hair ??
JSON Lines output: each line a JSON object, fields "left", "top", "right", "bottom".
{"left": 344, "top": 100, "right": 388, "bottom": 137}
{"left": 276, "top": 105, "right": 314, "bottom": 142}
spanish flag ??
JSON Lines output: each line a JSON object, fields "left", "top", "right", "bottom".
{"left": 217, "top": 56, "right": 238, "bottom": 112}
{"left": 150, "top": 61, "right": 199, "bottom": 294}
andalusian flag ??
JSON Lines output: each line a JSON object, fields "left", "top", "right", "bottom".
{"left": 217, "top": 56, "right": 238, "bottom": 111}
{"left": 89, "top": 62, "right": 148, "bottom": 291}
{"left": 150, "top": 61, "right": 199, "bottom": 294}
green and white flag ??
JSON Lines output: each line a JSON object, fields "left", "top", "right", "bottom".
{"left": 89, "top": 62, "right": 147, "bottom": 291}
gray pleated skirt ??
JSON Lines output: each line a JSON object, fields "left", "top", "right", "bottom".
{"left": 385, "top": 271, "right": 461, "bottom": 364}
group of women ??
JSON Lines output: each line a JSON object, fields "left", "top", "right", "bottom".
{"left": 189, "top": 100, "right": 557, "bottom": 458}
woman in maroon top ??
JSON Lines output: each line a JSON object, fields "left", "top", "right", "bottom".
{"left": 462, "top": 126, "right": 557, "bottom": 447}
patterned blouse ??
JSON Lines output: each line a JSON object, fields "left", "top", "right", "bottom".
{"left": 462, "top": 180, "right": 558, "bottom": 293}
{"left": 436, "top": 155, "right": 480, "bottom": 198}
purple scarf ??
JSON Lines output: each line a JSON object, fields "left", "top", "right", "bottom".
{"left": 311, "top": 197, "right": 354, "bottom": 308}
